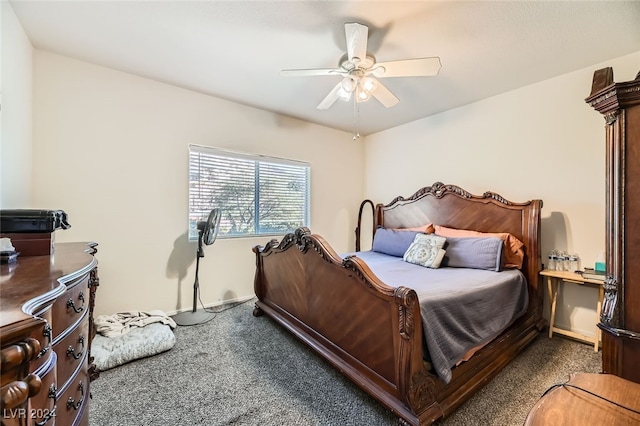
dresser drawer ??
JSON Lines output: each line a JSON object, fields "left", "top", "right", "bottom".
{"left": 56, "top": 359, "right": 89, "bottom": 426}
{"left": 54, "top": 313, "right": 89, "bottom": 388}
{"left": 52, "top": 274, "right": 90, "bottom": 339}
{"left": 28, "top": 352, "right": 57, "bottom": 426}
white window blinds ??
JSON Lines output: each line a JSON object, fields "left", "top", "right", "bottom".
{"left": 188, "top": 145, "right": 310, "bottom": 240}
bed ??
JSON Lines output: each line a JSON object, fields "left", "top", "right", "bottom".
{"left": 252, "top": 182, "right": 543, "bottom": 425}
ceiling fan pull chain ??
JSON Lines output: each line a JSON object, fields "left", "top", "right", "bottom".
{"left": 353, "top": 98, "right": 361, "bottom": 141}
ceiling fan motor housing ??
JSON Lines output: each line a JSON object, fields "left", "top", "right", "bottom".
{"left": 339, "top": 53, "right": 376, "bottom": 72}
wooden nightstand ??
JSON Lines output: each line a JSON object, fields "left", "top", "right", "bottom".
{"left": 540, "top": 269, "right": 605, "bottom": 352}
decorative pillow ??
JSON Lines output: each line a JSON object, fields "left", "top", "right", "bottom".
{"left": 433, "top": 225, "right": 525, "bottom": 269}
{"left": 441, "top": 236, "right": 504, "bottom": 271}
{"left": 372, "top": 228, "right": 421, "bottom": 257}
{"left": 393, "top": 223, "right": 435, "bottom": 234}
{"left": 403, "top": 234, "right": 447, "bottom": 268}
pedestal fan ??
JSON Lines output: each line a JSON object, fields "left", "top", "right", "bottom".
{"left": 172, "top": 208, "right": 221, "bottom": 326}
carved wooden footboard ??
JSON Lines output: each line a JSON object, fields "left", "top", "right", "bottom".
{"left": 253, "top": 183, "right": 543, "bottom": 425}
{"left": 253, "top": 228, "right": 439, "bottom": 423}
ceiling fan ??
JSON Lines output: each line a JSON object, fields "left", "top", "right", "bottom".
{"left": 281, "top": 22, "right": 442, "bottom": 110}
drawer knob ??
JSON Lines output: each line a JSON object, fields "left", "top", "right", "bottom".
{"left": 66, "top": 292, "right": 85, "bottom": 313}
{"left": 66, "top": 335, "right": 85, "bottom": 360}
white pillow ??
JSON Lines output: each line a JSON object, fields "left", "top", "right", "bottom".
{"left": 403, "top": 234, "right": 447, "bottom": 268}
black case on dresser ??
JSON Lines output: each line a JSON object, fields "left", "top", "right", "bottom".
{"left": 586, "top": 68, "right": 640, "bottom": 384}
{"left": 0, "top": 209, "right": 71, "bottom": 233}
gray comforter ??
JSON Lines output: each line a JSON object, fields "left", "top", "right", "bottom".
{"left": 345, "top": 251, "right": 528, "bottom": 383}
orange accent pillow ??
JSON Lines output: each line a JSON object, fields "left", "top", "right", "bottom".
{"left": 433, "top": 225, "right": 525, "bottom": 269}
{"left": 395, "top": 223, "right": 435, "bottom": 234}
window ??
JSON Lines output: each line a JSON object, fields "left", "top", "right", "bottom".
{"left": 188, "top": 145, "right": 310, "bottom": 240}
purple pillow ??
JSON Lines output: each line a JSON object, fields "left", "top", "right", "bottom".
{"left": 441, "top": 236, "right": 504, "bottom": 271}
{"left": 372, "top": 228, "right": 421, "bottom": 257}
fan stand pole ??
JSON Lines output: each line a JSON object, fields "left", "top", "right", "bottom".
{"left": 172, "top": 232, "right": 216, "bottom": 326}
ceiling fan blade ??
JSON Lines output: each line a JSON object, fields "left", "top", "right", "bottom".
{"left": 371, "top": 79, "right": 399, "bottom": 108}
{"left": 317, "top": 82, "right": 343, "bottom": 110}
{"left": 281, "top": 68, "right": 343, "bottom": 77}
{"left": 372, "top": 57, "right": 442, "bottom": 78}
{"left": 345, "top": 22, "right": 368, "bottom": 63}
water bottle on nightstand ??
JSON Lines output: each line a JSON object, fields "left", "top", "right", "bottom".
{"left": 569, "top": 254, "right": 579, "bottom": 272}
{"left": 548, "top": 250, "right": 556, "bottom": 271}
{"left": 555, "top": 251, "right": 566, "bottom": 271}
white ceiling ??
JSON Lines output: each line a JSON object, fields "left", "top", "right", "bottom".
{"left": 9, "top": 1, "right": 640, "bottom": 136}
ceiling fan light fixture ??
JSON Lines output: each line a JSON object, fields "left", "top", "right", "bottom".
{"left": 335, "top": 77, "right": 356, "bottom": 102}
{"left": 357, "top": 88, "right": 371, "bottom": 102}
{"left": 356, "top": 76, "right": 377, "bottom": 102}
{"left": 361, "top": 76, "right": 377, "bottom": 93}
{"left": 337, "top": 86, "right": 352, "bottom": 102}
{"left": 340, "top": 77, "right": 356, "bottom": 92}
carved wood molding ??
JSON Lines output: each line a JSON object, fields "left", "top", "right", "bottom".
{"left": 254, "top": 233, "right": 297, "bottom": 254}
{"left": 385, "top": 182, "right": 471, "bottom": 206}
{"left": 605, "top": 111, "right": 619, "bottom": 125}
{"left": 407, "top": 367, "right": 441, "bottom": 412}
{"left": 587, "top": 89, "right": 618, "bottom": 109}
{"left": 394, "top": 287, "right": 417, "bottom": 340}
{"left": 600, "top": 275, "right": 619, "bottom": 325}
{"left": 342, "top": 255, "right": 376, "bottom": 291}
{"left": 586, "top": 79, "right": 640, "bottom": 114}
{"left": 383, "top": 181, "right": 520, "bottom": 208}
{"left": 481, "top": 191, "right": 512, "bottom": 205}
{"left": 87, "top": 253, "right": 100, "bottom": 382}
{"left": 295, "top": 227, "right": 314, "bottom": 253}
{"left": 253, "top": 227, "right": 319, "bottom": 255}
{"left": 341, "top": 256, "right": 398, "bottom": 299}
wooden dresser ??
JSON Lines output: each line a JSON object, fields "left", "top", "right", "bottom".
{"left": 1, "top": 242, "right": 99, "bottom": 426}
{"left": 586, "top": 68, "right": 640, "bottom": 384}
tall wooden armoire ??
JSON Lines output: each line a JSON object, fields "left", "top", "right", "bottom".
{"left": 585, "top": 67, "right": 640, "bottom": 384}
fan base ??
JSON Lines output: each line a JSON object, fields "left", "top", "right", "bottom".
{"left": 339, "top": 53, "right": 376, "bottom": 71}
{"left": 171, "top": 309, "right": 216, "bottom": 326}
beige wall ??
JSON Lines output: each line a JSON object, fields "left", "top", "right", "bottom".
{"left": 364, "top": 51, "right": 640, "bottom": 338}
{"left": 31, "top": 51, "right": 363, "bottom": 317}
{"left": 1, "top": 1, "right": 33, "bottom": 207}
